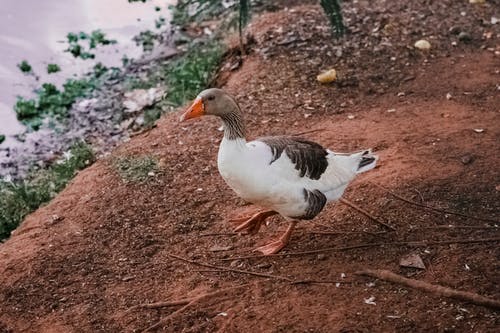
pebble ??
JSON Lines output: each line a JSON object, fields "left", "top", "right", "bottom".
{"left": 414, "top": 39, "right": 431, "bottom": 50}
{"left": 317, "top": 254, "right": 327, "bottom": 260}
{"left": 460, "top": 154, "right": 474, "bottom": 165}
{"left": 458, "top": 32, "right": 472, "bottom": 42}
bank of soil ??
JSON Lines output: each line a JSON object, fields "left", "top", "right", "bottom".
{"left": 0, "top": 1, "right": 499, "bottom": 332}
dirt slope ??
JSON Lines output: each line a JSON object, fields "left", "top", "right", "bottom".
{"left": 1, "top": 1, "right": 499, "bottom": 332}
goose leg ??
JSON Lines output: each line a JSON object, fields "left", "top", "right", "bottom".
{"left": 255, "top": 221, "right": 297, "bottom": 255}
{"left": 230, "top": 210, "right": 278, "bottom": 234}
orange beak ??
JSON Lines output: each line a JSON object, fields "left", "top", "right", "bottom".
{"left": 180, "top": 97, "right": 205, "bottom": 122}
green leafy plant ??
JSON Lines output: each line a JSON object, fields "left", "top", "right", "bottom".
{"left": 133, "top": 30, "right": 157, "bottom": 52}
{"left": 320, "top": 0, "right": 345, "bottom": 37}
{"left": 14, "top": 98, "right": 38, "bottom": 120}
{"left": 0, "top": 135, "right": 5, "bottom": 144}
{"left": 173, "top": 0, "right": 344, "bottom": 39}
{"left": 164, "top": 40, "right": 224, "bottom": 106}
{"left": 47, "top": 63, "right": 61, "bottom": 74}
{"left": 65, "top": 30, "right": 117, "bottom": 59}
{"left": 0, "top": 142, "right": 94, "bottom": 240}
{"left": 18, "top": 60, "right": 32, "bottom": 73}
{"left": 14, "top": 76, "right": 98, "bottom": 130}
{"left": 155, "top": 16, "right": 166, "bottom": 29}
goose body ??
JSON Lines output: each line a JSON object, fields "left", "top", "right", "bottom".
{"left": 217, "top": 136, "right": 375, "bottom": 219}
{"left": 180, "top": 88, "right": 378, "bottom": 254}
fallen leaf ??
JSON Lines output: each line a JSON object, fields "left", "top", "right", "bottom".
{"left": 400, "top": 253, "right": 426, "bottom": 269}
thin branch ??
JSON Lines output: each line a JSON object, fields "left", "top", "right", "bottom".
{"left": 139, "top": 299, "right": 191, "bottom": 310}
{"left": 193, "top": 269, "right": 356, "bottom": 285}
{"left": 167, "top": 252, "right": 293, "bottom": 282}
{"left": 220, "top": 237, "right": 500, "bottom": 261}
{"left": 355, "top": 269, "right": 500, "bottom": 310}
{"left": 371, "top": 182, "right": 499, "bottom": 223}
{"left": 291, "top": 127, "right": 326, "bottom": 137}
{"left": 339, "top": 198, "right": 396, "bottom": 231}
{"left": 308, "top": 230, "right": 387, "bottom": 237}
{"left": 198, "top": 232, "right": 238, "bottom": 237}
{"left": 419, "top": 225, "right": 499, "bottom": 230}
{"left": 139, "top": 284, "right": 249, "bottom": 332}
{"left": 292, "top": 279, "right": 354, "bottom": 285}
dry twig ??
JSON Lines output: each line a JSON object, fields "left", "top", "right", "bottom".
{"left": 339, "top": 198, "right": 396, "bottom": 231}
{"left": 372, "top": 183, "right": 499, "bottom": 223}
{"left": 355, "top": 269, "right": 500, "bottom": 310}
{"left": 139, "top": 284, "right": 249, "bottom": 332}
{"left": 220, "top": 237, "right": 500, "bottom": 261}
{"left": 420, "top": 225, "right": 499, "bottom": 230}
{"left": 308, "top": 230, "right": 387, "bottom": 237}
{"left": 291, "top": 127, "right": 326, "bottom": 137}
{"left": 167, "top": 252, "right": 293, "bottom": 282}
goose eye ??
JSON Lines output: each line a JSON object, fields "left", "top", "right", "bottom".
{"left": 207, "top": 95, "right": 215, "bottom": 101}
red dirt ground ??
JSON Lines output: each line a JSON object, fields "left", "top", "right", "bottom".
{"left": 1, "top": 1, "right": 499, "bottom": 332}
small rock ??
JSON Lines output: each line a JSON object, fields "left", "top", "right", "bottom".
{"left": 317, "top": 253, "right": 327, "bottom": 260}
{"left": 256, "top": 263, "right": 272, "bottom": 269}
{"left": 460, "top": 154, "right": 474, "bottom": 165}
{"left": 448, "top": 26, "right": 461, "bottom": 35}
{"left": 400, "top": 253, "right": 426, "bottom": 269}
{"left": 473, "top": 128, "right": 484, "bottom": 133}
{"left": 469, "top": 0, "right": 485, "bottom": 4}
{"left": 458, "top": 32, "right": 472, "bottom": 43}
{"left": 122, "top": 276, "right": 134, "bottom": 282}
{"left": 414, "top": 39, "right": 431, "bottom": 50}
{"left": 317, "top": 69, "right": 337, "bottom": 83}
{"left": 347, "top": 115, "right": 355, "bottom": 120}
{"left": 387, "top": 108, "right": 396, "bottom": 113}
{"left": 364, "top": 296, "right": 376, "bottom": 305}
{"left": 446, "top": 93, "right": 452, "bottom": 100}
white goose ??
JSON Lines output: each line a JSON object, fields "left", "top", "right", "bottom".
{"left": 180, "top": 88, "right": 378, "bottom": 255}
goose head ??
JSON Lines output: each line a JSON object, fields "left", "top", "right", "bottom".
{"left": 179, "top": 88, "right": 240, "bottom": 122}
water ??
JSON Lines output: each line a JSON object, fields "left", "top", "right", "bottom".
{"left": 0, "top": 0, "right": 174, "bottom": 146}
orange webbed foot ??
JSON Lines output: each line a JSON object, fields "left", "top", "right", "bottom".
{"left": 229, "top": 210, "right": 277, "bottom": 235}
{"left": 254, "top": 221, "right": 297, "bottom": 255}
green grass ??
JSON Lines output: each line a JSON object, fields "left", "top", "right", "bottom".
{"left": 18, "top": 60, "right": 32, "bottom": 73}
{"left": 14, "top": 74, "right": 102, "bottom": 130}
{"left": 124, "top": 39, "right": 224, "bottom": 127}
{"left": 133, "top": 30, "right": 157, "bottom": 52}
{"left": 113, "top": 155, "right": 159, "bottom": 183}
{"left": 47, "top": 63, "right": 61, "bottom": 74}
{"left": 66, "top": 30, "right": 117, "bottom": 59}
{"left": 0, "top": 142, "right": 95, "bottom": 240}
{"left": 164, "top": 40, "right": 224, "bottom": 106}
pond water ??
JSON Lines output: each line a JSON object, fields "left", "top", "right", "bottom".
{"left": 0, "top": 0, "right": 173, "bottom": 145}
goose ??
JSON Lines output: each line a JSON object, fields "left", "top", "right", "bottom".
{"left": 180, "top": 88, "right": 378, "bottom": 255}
